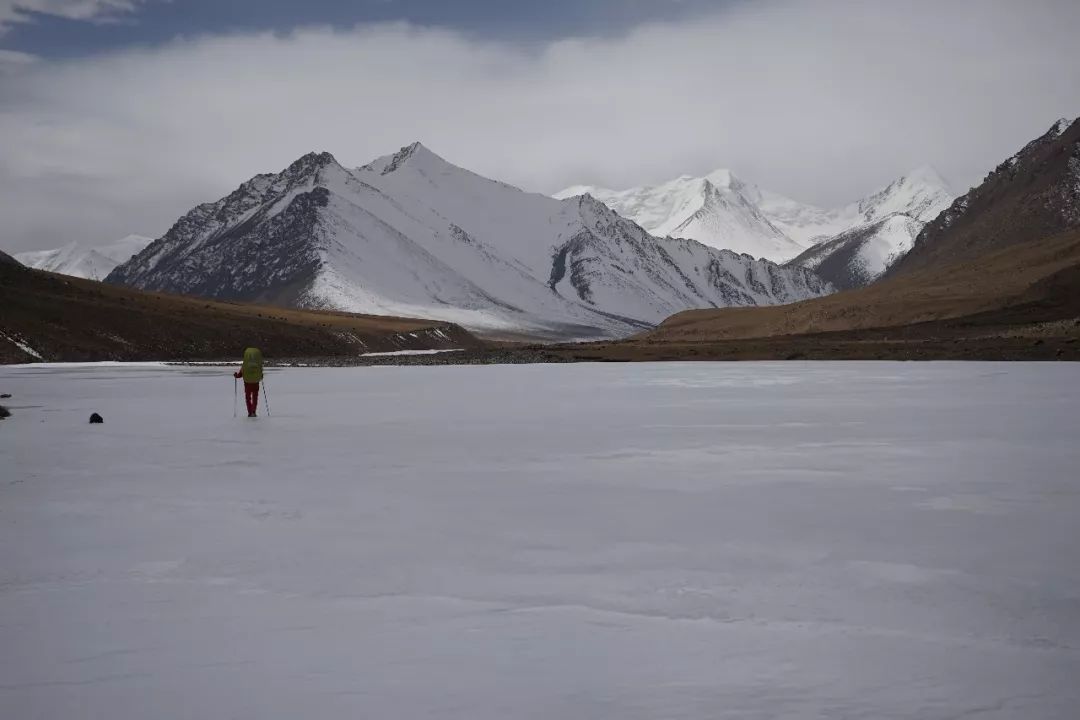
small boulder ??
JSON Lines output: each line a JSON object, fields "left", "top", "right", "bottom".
{"left": 89, "top": 413, "right": 104, "bottom": 424}
{"left": 0, "top": 405, "right": 10, "bottom": 419}
{"left": 0, "top": 393, "right": 11, "bottom": 399}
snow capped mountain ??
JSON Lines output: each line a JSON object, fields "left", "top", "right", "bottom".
{"left": 773, "top": 167, "right": 954, "bottom": 285}
{"left": 15, "top": 235, "right": 153, "bottom": 280}
{"left": 784, "top": 215, "right": 924, "bottom": 291}
{"left": 761, "top": 166, "right": 953, "bottom": 245}
{"left": 108, "top": 144, "right": 831, "bottom": 339}
{"left": 556, "top": 170, "right": 804, "bottom": 261}
{"left": 777, "top": 169, "right": 953, "bottom": 286}
{"left": 559, "top": 166, "right": 953, "bottom": 285}
{"left": 851, "top": 166, "right": 954, "bottom": 224}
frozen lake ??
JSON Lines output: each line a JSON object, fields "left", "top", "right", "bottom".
{"left": 2, "top": 361, "right": 1079, "bottom": 719}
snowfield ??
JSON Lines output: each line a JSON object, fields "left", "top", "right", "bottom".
{"left": 2, "top": 362, "right": 1079, "bottom": 719}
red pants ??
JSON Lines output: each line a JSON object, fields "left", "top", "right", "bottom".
{"left": 244, "top": 382, "right": 260, "bottom": 415}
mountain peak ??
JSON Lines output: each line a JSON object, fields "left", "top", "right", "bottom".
{"left": 553, "top": 167, "right": 802, "bottom": 260}
{"left": 16, "top": 234, "right": 154, "bottom": 281}
{"left": 575, "top": 192, "right": 614, "bottom": 213}
{"left": 573, "top": 192, "right": 620, "bottom": 221}
{"left": 899, "top": 165, "right": 951, "bottom": 192}
{"left": 356, "top": 141, "right": 457, "bottom": 176}
{"left": 699, "top": 169, "right": 763, "bottom": 207}
{"left": 1049, "top": 117, "right": 1074, "bottom": 138}
{"left": 285, "top": 151, "right": 339, "bottom": 177}
{"left": 372, "top": 141, "right": 439, "bottom": 175}
{"left": 703, "top": 168, "right": 739, "bottom": 190}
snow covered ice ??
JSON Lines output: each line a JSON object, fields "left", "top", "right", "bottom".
{"left": 2, "top": 361, "right": 1079, "bottom": 719}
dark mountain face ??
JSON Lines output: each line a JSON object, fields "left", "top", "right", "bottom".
{"left": 106, "top": 152, "right": 338, "bottom": 301}
{"left": 890, "top": 118, "right": 1080, "bottom": 277}
{"left": 0, "top": 249, "right": 21, "bottom": 266}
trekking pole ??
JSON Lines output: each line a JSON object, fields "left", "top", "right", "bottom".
{"left": 233, "top": 377, "right": 238, "bottom": 418}
{"left": 262, "top": 378, "right": 272, "bottom": 416}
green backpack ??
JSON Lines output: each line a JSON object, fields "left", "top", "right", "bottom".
{"left": 241, "top": 347, "right": 264, "bottom": 383}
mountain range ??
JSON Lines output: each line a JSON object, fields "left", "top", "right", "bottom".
{"left": 15, "top": 235, "right": 153, "bottom": 281}
{"left": 4, "top": 117, "right": 1076, "bottom": 363}
{"left": 587, "top": 117, "right": 1080, "bottom": 358}
{"left": 557, "top": 165, "right": 954, "bottom": 288}
{"left": 106, "top": 144, "right": 830, "bottom": 339}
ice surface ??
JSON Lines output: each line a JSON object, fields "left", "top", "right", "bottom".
{"left": 2, "top": 362, "right": 1079, "bottom": 719}
{"left": 360, "top": 348, "right": 465, "bottom": 357}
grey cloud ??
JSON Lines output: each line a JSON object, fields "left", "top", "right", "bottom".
{"left": 2, "top": 0, "right": 1079, "bottom": 252}
{"left": 0, "top": 47, "right": 35, "bottom": 69}
{"left": 0, "top": 0, "right": 143, "bottom": 34}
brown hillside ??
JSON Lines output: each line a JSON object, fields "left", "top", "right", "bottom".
{"left": 646, "top": 227, "right": 1080, "bottom": 343}
{"left": 0, "top": 262, "right": 480, "bottom": 363}
{"left": 891, "top": 118, "right": 1080, "bottom": 276}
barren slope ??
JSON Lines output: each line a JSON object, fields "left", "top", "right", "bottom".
{"left": 645, "top": 228, "right": 1080, "bottom": 343}
{"left": 0, "top": 262, "right": 479, "bottom": 363}
{"left": 890, "top": 118, "right": 1079, "bottom": 276}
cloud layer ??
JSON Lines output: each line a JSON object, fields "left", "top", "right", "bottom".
{"left": 2, "top": 0, "right": 1079, "bottom": 252}
{"left": 0, "top": 0, "right": 142, "bottom": 34}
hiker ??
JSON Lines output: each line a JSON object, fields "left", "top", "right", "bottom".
{"left": 234, "top": 347, "right": 264, "bottom": 417}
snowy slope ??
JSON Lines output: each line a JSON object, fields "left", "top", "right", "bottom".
{"left": 785, "top": 215, "right": 925, "bottom": 290}
{"left": 556, "top": 170, "right": 804, "bottom": 262}
{"left": 849, "top": 166, "right": 955, "bottom": 224}
{"left": 15, "top": 235, "right": 154, "bottom": 280}
{"left": 109, "top": 145, "right": 831, "bottom": 339}
{"left": 558, "top": 166, "right": 953, "bottom": 268}
{"left": 776, "top": 168, "right": 955, "bottom": 285}
{"left": 759, "top": 166, "right": 953, "bottom": 245}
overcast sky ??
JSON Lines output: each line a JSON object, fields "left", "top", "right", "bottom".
{"left": 2, "top": 0, "right": 1079, "bottom": 252}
